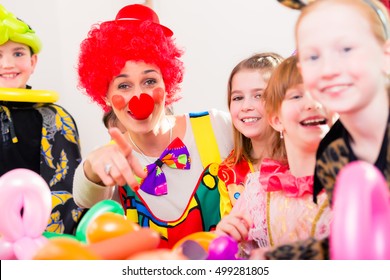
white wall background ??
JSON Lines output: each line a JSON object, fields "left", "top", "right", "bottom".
{"left": 1, "top": 0, "right": 299, "bottom": 158}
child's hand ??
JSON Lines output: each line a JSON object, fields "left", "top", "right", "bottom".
{"left": 215, "top": 212, "right": 251, "bottom": 242}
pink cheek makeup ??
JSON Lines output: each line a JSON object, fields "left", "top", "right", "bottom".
{"left": 111, "top": 95, "right": 127, "bottom": 110}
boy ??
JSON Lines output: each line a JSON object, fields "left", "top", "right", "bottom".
{"left": 0, "top": 4, "right": 83, "bottom": 234}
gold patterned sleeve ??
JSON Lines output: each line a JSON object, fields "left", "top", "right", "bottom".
{"left": 264, "top": 237, "right": 330, "bottom": 260}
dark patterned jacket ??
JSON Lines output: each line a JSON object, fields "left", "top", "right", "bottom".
{"left": 0, "top": 100, "right": 84, "bottom": 234}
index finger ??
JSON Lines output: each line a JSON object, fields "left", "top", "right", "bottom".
{"left": 108, "top": 127, "right": 147, "bottom": 185}
{"left": 109, "top": 127, "right": 132, "bottom": 157}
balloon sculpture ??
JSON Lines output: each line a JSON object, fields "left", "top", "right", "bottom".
{"left": 0, "top": 169, "right": 51, "bottom": 260}
{"left": 330, "top": 161, "right": 390, "bottom": 259}
{"left": 33, "top": 200, "right": 163, "bottom": 260}
{"left": 0, "top": 168, "right": 168, "bottom": 260}
{"left": 0, "top": 168, "right": 236, "bottom": 260}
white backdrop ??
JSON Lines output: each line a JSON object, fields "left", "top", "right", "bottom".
{"left": 1, "top": 0, "right": 299, "bottom": 157}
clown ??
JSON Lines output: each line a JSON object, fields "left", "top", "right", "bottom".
{"left": 0, "top": 4, "right": 83, "bottom": 235}
{"left": 73, "top": 4, "right": 234, "bottom": 248}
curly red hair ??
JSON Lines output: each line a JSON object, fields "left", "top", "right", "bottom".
{"left": 77, "top": 20, "right": 184, "bottom": 112}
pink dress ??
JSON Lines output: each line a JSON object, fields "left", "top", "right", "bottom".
{"left": 233, "top": 158, "right": 332, "bottom": 249}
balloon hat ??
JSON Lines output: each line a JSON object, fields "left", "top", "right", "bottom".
{"left": 0, "top": 4, "right": 42, "bottom": 54}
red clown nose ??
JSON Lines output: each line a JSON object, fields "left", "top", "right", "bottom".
{"left": 128, "top": 93, "right": 155, "bottom": 120}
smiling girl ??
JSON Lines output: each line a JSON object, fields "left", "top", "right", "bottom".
{"left": 216, "top": 55, "right": 334, "bottom": 258}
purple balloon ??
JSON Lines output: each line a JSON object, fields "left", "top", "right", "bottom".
{"left": 207, "top": 235, "right": 238, "bottom": 260}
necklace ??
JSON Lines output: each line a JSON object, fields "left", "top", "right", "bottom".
{"left": 127, "top": 118, "right": 173, "bottom": 163}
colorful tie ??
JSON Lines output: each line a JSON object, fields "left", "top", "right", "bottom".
{"left": 139, "top": 137, "right": 191, "bottom": 196}
{"left": 259, "top": 158, "right": 313, "bottom": 198}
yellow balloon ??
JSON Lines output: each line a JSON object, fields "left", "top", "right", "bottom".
{"left": 0, "top": 88, "right": 59, "bottom": 103}
{"left": 10, "top": 31, "right": 42, "bottom": 54}
{"left": 0, "top": 5, "right": 8, "bottom": 18}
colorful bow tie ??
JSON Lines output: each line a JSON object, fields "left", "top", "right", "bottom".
{"left": 259, "top": 158, "right": 313, "bottom": 198}
{"left": 139, "top": 137, "right": 191, "bottom": 196}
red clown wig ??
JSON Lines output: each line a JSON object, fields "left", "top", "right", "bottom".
{"left": 77, "top": 7, "right": 184, "bottom": 112}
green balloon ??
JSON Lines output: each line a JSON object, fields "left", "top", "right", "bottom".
{"left": 43, "top": 231, "right": 79, "bottom": 241}
{"left": 75, "top": 200, "right": 125, "bottom": 243}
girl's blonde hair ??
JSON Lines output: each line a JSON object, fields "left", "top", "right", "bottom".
{"left": 264, "top": 55, "right": 302, "bottom": 162}
{"left": 296, "top": 0, "right": 390, "bottom": 44}
{"left": 225, "top": 52, "right": 284, "bottom": 166}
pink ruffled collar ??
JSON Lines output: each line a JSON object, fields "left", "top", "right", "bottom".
{"left": 259, "top": 158, "right": 313, "bottom": 198}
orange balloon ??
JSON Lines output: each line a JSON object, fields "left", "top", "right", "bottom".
{"left": 33, "top": 237, "right": 99, "bottom": 260}
{"left": 173, "top": 231, "right": 217, "bottom": 252}
{"left": 86, "top": 212, "right": 140, "bottom": 243}
{"left": 88, "top": 228, "right": 160, "bottom": 260}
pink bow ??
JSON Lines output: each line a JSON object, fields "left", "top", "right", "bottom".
{"left": 259, "top": 159, "right": 313, "bottom": 198}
